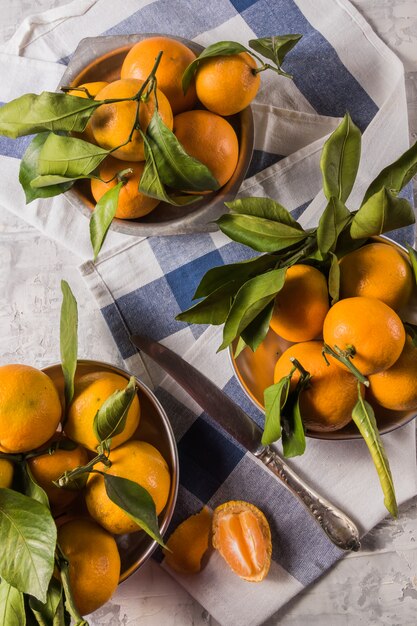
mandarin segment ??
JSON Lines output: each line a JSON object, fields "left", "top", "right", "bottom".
{"left": 163, "top": 507, "right": 212, "bottom": 574}
{"left": 0, "top": 364, "right": 62, "bottom": 453}
{"left": 323, "top": 297, "right": 405, "bottom": 376}
{"left": 212, "top": 501, "right": 271, "bottom": 582}
{"left": 65, "top": 371, "right": 140, "bottom": 451}
{"left": 269, "top": 264, "right": 329, "bottom": 342}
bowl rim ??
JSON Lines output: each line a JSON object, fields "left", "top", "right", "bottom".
{"left": 228, "top": 234, "right": 417, "bottom": 441}
{"left": 59, "top": 33, "right": 255, "bottom": 237}
{"left": 42, "top": 358, "right": 179, "bottom": 582}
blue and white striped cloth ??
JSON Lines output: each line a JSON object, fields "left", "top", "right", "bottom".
{"left": 1, "top": 1, "right": 417, "bottom": 624}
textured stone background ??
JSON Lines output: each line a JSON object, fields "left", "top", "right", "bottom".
{"left": 0, "top": 1, "right": 416, "bottom": 624}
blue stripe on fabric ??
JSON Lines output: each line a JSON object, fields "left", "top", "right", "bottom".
{"left": 0, "top": 126, "right": 31, "bottom": 159}
{"left": 148, "top": 232, "right": 218, "bottom": 275}
{"left": 245, "top": 149, "right": 284, "bottom": 180}
{"left": 235, "top": 0, "right": 378, "bottom": 131}
{"left": 103, "top": 0, "right": 236, "bottom": 39}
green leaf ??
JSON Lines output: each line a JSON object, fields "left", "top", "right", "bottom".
{"left": 193, "top": 254, "right": 277, "bottom": 299}
{"left": 38, "top": 134, "right": 109, "bottom": 178}
{"left": 320, "top": 113, "right": 361, "bottom": 202}
{"left": 182, "top": 40, "right": 248, "bottom": 94}
{"left": 282, "top": 394, "right": 306, "bottom": 457}
{"left": 316, "top": 197, "right": 352, "bottom": 255}
{"left": 404, "top": 323, "right": 417, "bottom": 348}
{"left": 350, "top": 187, "right": 415, "bottom": 239}
{"left": 351, "top": 390, "right": 398, "bottom": 517}
{"left": 0, "top": 488, "right": 56, "bottom": 602}
{"left": 146, "top": 111, "right": 219, "bottom": 191}
{"left": 225, "top": 197, "right": 304, "bottom": 230}
{"left": 233, "top": 336, "right": 248, "bottom": 359}
{"left": 176, "top": 282, "right": 234, "bottom": 326}
{"left": 93, "top": 376, "right": 137, "bottom": 444}
{"left": 220, "top": 268, "right": 287, "bottom": 350}
{"left": 30, "top": 173, "right": 95, "bottom": 188}
{"left": 89, "top": 181, "right": 122, "bottom": 260}
{"left": 29, "top": 578, "right": 62, "bottom": 626}
{"left": 139, "top": 134, "right": 202, "bottom": 205}
{"left": 24, "top": 464, "right": 49, "bottom": 508}
{"left": 217, "top": 214, "right": 308, "bottom": 252}
{"left": 60, "top": 280, "right": 78, "bottom": 409}
{"left": 248, "top": 34, "right": 302, "bottom": 76}
{"left": 406, "top": 245, "right": 417, "bottom": 287}
{"left": 262, "top": 376, "right": 292, "bottom": 445}
{"left": 19, "top": 133, "right": 74, "bottom": 204}
{"left": 241, "top": 299, "right": 275, "bottom": 352}
{"left": 0, "top": 579, "right": 25, "bottom": 626}
{"left": 103, "top": 474, "right": 167, "bottom": 548}
{"left": 362, "top": 141, "right": 417, "bottom": 204}
{"left": 0, "top": 92, "right": 102, "bottom": 138}
{"left": 328, "top": 252, "right": 341, "bottom": 305}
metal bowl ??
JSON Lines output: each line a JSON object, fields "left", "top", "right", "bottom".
{"left": 59, "top": 34, "right": 254, "bottom": 236}
{"left": 43, "top": 359, "right": 179, "bottom": 582}
{"left": 230, "top": 235, "right": 417, "bottom": 441}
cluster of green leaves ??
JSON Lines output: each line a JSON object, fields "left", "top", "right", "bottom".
{"left": 0, "top": 280, "right": 167, "bottom": 625}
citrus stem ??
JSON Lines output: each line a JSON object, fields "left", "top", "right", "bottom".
{"left": 322, "top": 343, "right": 369, "bottom": 387}
{"left": 55, "top": 452, "right": 109, "bottom": 488}
{"left": 61, "top": 85, "right": 94, "bottom": 99}
{"left": 57, "top": 545, "right": 88, "bottom": 626}
{"left": 276, "top": 237, "right": 317, "bottom": 268}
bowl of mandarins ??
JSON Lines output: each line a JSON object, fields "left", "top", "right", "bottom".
{"left": 59, "top": 33, "right": 255, "bottom": 238}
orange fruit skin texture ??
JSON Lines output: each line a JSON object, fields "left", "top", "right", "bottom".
{"left": 91, "top": 78, "right": 173, "bottom": 161}
{"left": 339, "top": 242, "right": 413, "bottom": 311}
{"left": 195, "top": 52, "right": 260, "bottom": 116}
{"left": 212, "top": 500, "right": 271, "bottom": 582}
{"left": 121, "top": 36, "right": 198, "bottom": 115}
{"left": 65, "top": 371, "right": 140, "bottom": 452}
{"left": 274, "top": 341, "right": 362, "bottom": 432}
{"left": 85, "top": 440, "right": 171, "bottom": 534}
{"left": 67, "top": 81, "right": 109, "bottom": 144}
{"left": 0, "top": 364, "right": 62, "bottom": 453}
{"left": 163, "top": 507, "right": 212, "bottom": 574}
{"left": 90, "top": 156, "right": 160, "bottom": 219}
{"left": 173, "top": 109, "right": 239, "bottom": 189}
{"left": 27, "top": 438, "right": 89, "bottom": 508}
{"left": 0, "top": 459, "right": 14, "bottom": 488}
{"left": 269, "top": 264, "right": 329, "bottom": 342}
{"left": 57, "top": 518, "right": 121, "bottom": 616}
{"left": 368, "top": 336, "right": 417, "bottom": 411}
{"left": 323, "top": 296, "right": 405, "bottom": 376}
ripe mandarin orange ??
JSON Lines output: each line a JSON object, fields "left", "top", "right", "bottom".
{"left": 85, "top": 440, "right": 171, "bottom": 534}
{"left": 195, "top": 52, "right": 260, "bottom": 116}
{"left": 274, "top": 341, "right": 361, "bottom": 432}
{"left": 339, "top": 242, "right": 413, "bottom": 311}
{"left": 65, "top": 371, "right": 140, "bottom": 451}
{"left": 368, "top": 335, "right": 417, "bottom": 411}
{"left": 91, "top": 78, "right": 173, "bottom": 161}
{"left": 0, "top": 459, "right": 13, "bottom": 488}
{"left": 269, "top": 264, "right": 329, "bottom": 342}
{"left": 323, "top": 297, "right": 405, "bottom": 376}
{"left": 173, "top": 109, "right": 239, "bottom": 189}
{"left": 90, "top": 156, "right": 159, "bottom": 219}
{"left": 0, "top": 364, "right": 61, "bottom": 453}
{"left": 121, "top": 36, "right": 198, "bottom": 114}
{"left": 67, "top": 81, "right": 109, "bottom": 144}
{"left": 57, "top": 518, "right": 121, "bottom": 616}
{"left": 212, "top": 501, "right": 271, "bottom": 582}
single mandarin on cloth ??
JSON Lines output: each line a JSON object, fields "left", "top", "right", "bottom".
{"left": 323, "top": 297, "right": 405, "bottom": 376}
{"left": 173, "top": 109, "right": 238, "bottom": 189}
{"left": 91, "top": 78, "right": 173, "bottom": 161}
{"left": 85, "top": 440, "right": 170, "bottom": 534}
{"left": 27, "top": 437, "right": 89, "bottom": 509}
{"left": 163, "top": 507, "right": 212, "bottom": 574}
{"left": 90, "top": 156, "right": 160, "bottom": 219}
{"left": 65, "top": 371, "right": 140, "bottom": 451}
{"left": 212, "top": 500, "right": 271, "bottom": 582}
{"left": 368, "top": 335, "right": 417, "bottom": 411}
{"left": 67, "top": 81, "right": 109, "bottom": 144}
{"left": 274, "top": 341, "right": 361, "bottom": 432}
{"left": 0, "top": 364, "right": 61, "bottom": 453}
{"left": 121, "top": 36, "right": 198, "bottom": 114}
{"left": 195, "top": 52, "right": 260, "bottom": 116}
{"left": 0, "top": 459, "right": 14, "bottom": 488}
{"left": 269, "top": 264, "right": 329, "bottom": 342}
{"left": 339, "top": 242, "right": 413, "bottom": 311}
{"left": 57, "top": 518, "right": 121, "bottom": 616}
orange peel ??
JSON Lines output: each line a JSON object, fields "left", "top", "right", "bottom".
{"left": 163, "top": 507, "right": 212, "bottom": 574}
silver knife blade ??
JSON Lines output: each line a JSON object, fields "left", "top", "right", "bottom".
{"left": 130, "top": 334, "right": 361, "bottom": 551}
